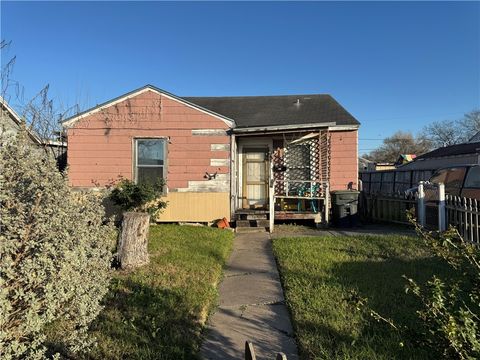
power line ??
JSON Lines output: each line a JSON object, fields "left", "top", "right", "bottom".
{"left": 365, "top": 112, "right": 467, "bottom": 122}
{"left": 359, "top": 137, "right": 435, "bottom": 141}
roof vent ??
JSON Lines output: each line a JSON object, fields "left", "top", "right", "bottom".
{"left": 294, "top": 99, "right": 301, "bottom": 107}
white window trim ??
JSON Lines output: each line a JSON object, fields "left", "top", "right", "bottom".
{"left": 133, "top": 137, "right": 168, "bottom": 192}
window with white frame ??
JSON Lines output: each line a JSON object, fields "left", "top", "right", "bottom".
{"left": 135, "top": 138, "right": 167, "bottom": 186}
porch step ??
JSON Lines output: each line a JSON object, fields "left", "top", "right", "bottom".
{"left": 236, "top": 220, "right": 253, "bottom": 227}
{"left": 236, "top": 219, "right": 269, "bottom": 228}
{"left": 235, "top": 209, "right": 269, "bottom": 221}
{"left": 235, "top": 219, "right": 269, "bottom": 233}
{"left": 234, "top": 210, "right": 270, "bottom": 231}
{"left": 256, "top": 219, "right": 270, "bottom": 228}
{"left": 245, "top": 214, "right": 268, "bottom": 220}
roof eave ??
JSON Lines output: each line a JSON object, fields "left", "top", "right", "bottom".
{"left": 61, "top": 85, "right": 236, "bottom": 128}
{"left": 233, "top": 122, "right": 339, "bottom": 134}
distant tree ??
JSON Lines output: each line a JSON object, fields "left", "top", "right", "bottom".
{"left": 420, "top": 119, "right": 466, "bottom": 148}
{"left": 420, "top": 109, "right": 480, "bottom": 148}
{"left": 364, "top": 131, "right": 432, "bottom": 163}
{"left": 460, "top": 109, "right": 480, "bottom": 140}
{"left": 1, "top": 39, "right": 81, "bottom": 150}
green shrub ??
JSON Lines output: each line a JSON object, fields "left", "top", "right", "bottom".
{"left": 109, "top": 178, "right": 167, "bottom": 216}
{"left": 353, "top": 217, "right": 480, "bottom": 359}
{"left": 403, "top": 225, "right": 480, "bottom": 359}
{"left": 0, "top": 132, "right": 115, "bottom": 359}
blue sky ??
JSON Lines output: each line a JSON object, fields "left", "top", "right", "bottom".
{"left": 1, "top": 1, "right": 479, "bottom": 153}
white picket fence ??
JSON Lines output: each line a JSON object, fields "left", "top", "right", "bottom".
{"left": 445, "top": 195, "right": 480, "bottom": 244}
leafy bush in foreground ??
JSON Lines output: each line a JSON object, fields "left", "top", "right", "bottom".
{"left": 353, "top": 219, "right": 480, "bottom": 359}
{"left": 404, "top": 225, "right": 480, "bottom": 359}
{"left": 0, "top": 132, "right": 114, "bottom": 359}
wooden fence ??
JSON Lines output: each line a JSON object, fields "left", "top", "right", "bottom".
{"left": 360, "top": 169, "right": 434, "bottom": 194}
{"left": 360, "top": 186, "right": 479, "bottom": 245}
{"left": 360, "top": 192, "right": 417, "bottom": 225}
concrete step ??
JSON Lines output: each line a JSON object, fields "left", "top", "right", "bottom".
{"left": 246, "top": 214, "right": 268, "bottom": 220}
{"left": 236, "top": 220, "right": 252, "bottom": 228}
{"left": 256, "top": 219, "right": 270, "bottom": 228}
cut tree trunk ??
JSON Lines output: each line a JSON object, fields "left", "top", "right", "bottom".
{"left": 118, "top": 211, "right": 150, "bottom": 269}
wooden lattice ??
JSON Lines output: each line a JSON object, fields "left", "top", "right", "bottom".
{"left": 272, "top": 130, "right": 330, "bottom": 198}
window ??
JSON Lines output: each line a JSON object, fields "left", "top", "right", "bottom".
{"left": 464, "top": 166, "right": 480, "bottom": 189}
{"left": 445, "top": 168, "right": 466, "bottom": 189}
{"left": 135, "top": 138, "right": 167, "bottom": 186}
{"left": 430, "top": 169, "right": 448, "bottom": 184}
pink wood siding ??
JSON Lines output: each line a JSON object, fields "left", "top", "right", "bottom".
{"left": 67, "top": 90, "right": 230, "bottom": 189}
{"left": 329, "top": 130, "right": 358, "bottom": 191}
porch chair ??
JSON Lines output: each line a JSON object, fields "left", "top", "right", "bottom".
{"left": 297, "top": 182, "right": 320, "bottom": 213}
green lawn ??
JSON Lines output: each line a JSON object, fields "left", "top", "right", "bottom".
{"left": 87, "top": 224, "right": 234, "bottom": 360}
{"left": 273, "top": 234, "right": 452, "bottom": 360}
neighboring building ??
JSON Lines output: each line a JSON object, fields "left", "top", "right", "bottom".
{"left": 1, "top": 96, "right": 41, "bottom": 144}
{"left": 366, "top": 162, "right": 396, "bottom": 171}
{"left": 63, "top": 85, "right": 360, "bottom": 227}
{"left": 399, "top": 141, "right": 480, "bottom": 171}
{"left": 1, "top": 97, "right": 67, "bottom": 169}
{"left": 358, "top": 157, "right": 373, "bottom": 171}
{"left": 361, "top": 142, "right": 480, "bottom": 194}
{"left": 395, "top": 154, "right": 416, "bottom": 166}
{"left": 469, "top": 131, "right": 480, "bottom": 143}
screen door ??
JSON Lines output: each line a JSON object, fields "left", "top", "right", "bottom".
{"left": 242, "top": 148, "right": 269, "bottom": 208}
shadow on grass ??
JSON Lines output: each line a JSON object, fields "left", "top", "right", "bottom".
{"left": 86, "top": 278, "right": 203, "bottom": 360}
{"left": 282, "top": 253, "right": 453, "bottom": 360}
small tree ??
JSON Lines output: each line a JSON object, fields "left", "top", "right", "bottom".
{"left": 365, "top": 131, "right": 432, "bottom": 163}
{"left": 109, "top": 178, "right": 167, "bottom": 217}
{"left": 0, "top": 132, "right": 114, "bottom": 359}
{"left": 109, "top": 178, "right": 167, "bottom": 269}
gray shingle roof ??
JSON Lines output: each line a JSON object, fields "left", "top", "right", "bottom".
{"left": 61, "top": 85, "right": 360, "bottom": 130}
{"left": 469, "top": 131, "right": 480, "bottom": 143}
{"left": 416, "top": 141, "right": 480, "bottom": 160}
{"left": 183, "top": 94, "right": 360, "bottom": 128}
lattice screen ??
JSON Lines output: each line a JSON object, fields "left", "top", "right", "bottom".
{"left": 272, "top": 130, "right": 330, "bottom": 198}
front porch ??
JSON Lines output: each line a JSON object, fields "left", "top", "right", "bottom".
{"left": 231, "top": 129, "right": 331, "bottom": 232}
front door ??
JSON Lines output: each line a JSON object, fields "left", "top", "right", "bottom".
{"left": 242, "top": 148, "right": 269, "bottom": 209}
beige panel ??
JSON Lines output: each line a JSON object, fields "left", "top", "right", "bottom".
{"left": 211, "top": 143, "right": 230, "bottom": 151}
{"left": 192, "top": 129, "right": 228, "bottom": 136}
{"left": 155, "top": 192, "right": 230, "bottom": 222}
{"left": 211, "top": 158, "right": 230, "bottom": 166}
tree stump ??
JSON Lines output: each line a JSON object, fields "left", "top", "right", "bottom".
{"left": 118, "top": 212, "right": 150, "bottom": 269}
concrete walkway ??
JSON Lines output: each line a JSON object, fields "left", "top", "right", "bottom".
{"left": 201, "top": 231, "right": 298, "bottom": 360}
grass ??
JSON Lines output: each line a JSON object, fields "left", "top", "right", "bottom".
{"left": 273, "top": 234, "right": 453, "bottom": 360}
{"left": 87, "top": 224, "right": 234, "bottom": 360}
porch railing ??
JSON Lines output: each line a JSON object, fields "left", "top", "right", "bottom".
{"left": 269, "top": 180, "right": 329, "bottom": 233}
{"left": 273, "top": 180, "right": 328, "bottom": 199}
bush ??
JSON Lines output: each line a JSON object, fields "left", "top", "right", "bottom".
{"left": 403, "top": 225, "right": 480, "bottom": 359}
{"left": 353, "top": 217, "right": 480, "bottom": 359}
{"left": 0, "top": 132, "right": 115, "bottom": 359}
{"left": 109, "top": 178, "right": 167, "bottom": 217}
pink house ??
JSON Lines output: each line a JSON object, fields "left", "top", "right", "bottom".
{"left": 63, "top": 85, "right": 359, "bottom": 230}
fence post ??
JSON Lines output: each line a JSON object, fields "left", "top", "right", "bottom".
{"left": 438, "top": 182, "right": 446, "bottom": 232}
{"left": 418, "top": 181, "right": 425, "bottom": 227}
